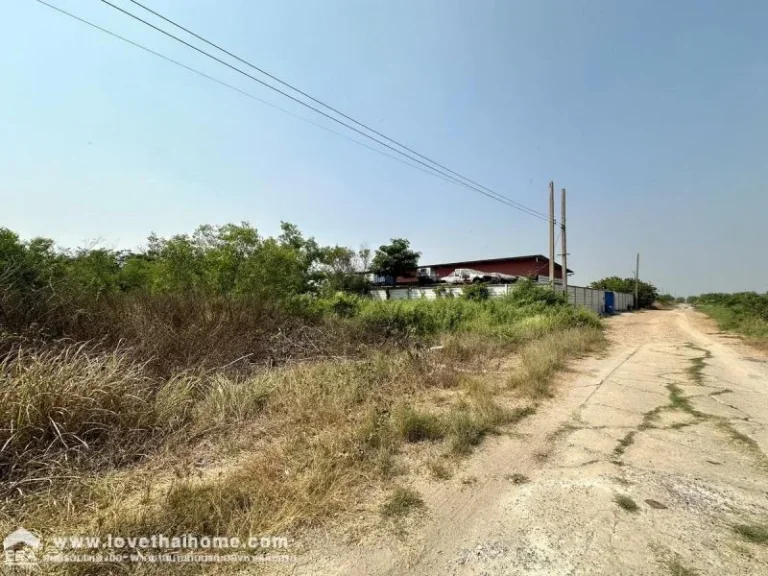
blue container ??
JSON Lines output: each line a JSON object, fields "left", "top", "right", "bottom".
{"left": 604, "top": 291, "right": 615, "bottom": 314}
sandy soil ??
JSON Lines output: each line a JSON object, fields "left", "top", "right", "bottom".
{"left": 287, "top": 307, "right": 768, "bottom": 575}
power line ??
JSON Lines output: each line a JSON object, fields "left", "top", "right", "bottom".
{"left": 32, "top": 0, "right": 475, "bottom": 192}
{"left": 33, "top": 1, "right": 534, "bottom": 211}
{"left": 125, "top": 0, "right": 550, "bottom": 222}
{"left": 95, "top": 0, "right": 550, "bottom": 221}
{"left": 33, "top": 0, "right": 548, "bottom": 220}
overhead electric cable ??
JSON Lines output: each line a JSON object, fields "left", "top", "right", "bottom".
{"left": 98, "top": 0, "right": 550, "bottom": 221}
{"left": 124, "top": 0, "right": 550, "bottom": 221}
{"left": 34, "top": 0, "right": 550, "bottom": 220}
{"left": 33, "top": 0, "right": 478, "bottom": 191}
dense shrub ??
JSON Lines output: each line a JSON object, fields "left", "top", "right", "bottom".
{"left": 589, "top": 276, "right": 658, "bottom": 308}
{"left": 433, "top": 284, "right": 453, "bottom": 299}
{"left": 0, "top": 225, "right": 606, "bottom": 378}
{"left": 0, "top": 223, "right": 368, "bottom": 341}
{"left": 657, "top": 294, "right": 675, "bottom": 305}
{"left": 353, "top": 280, "right": 599, "bottom": 344}
{"left": 693, "top": 292, "right": 768, "bottom": 340}
{"left": 696, "top": 292, "right": 768, "bottom": 321}
{"left": 462, "top": 283, "right": 490, "bottom": 301}
{"left": 0, "top": 225, "right": 377, "bottom": 371}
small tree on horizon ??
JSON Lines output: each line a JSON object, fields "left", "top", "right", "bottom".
{"left": 369, "top": 239, "right": 420, "bottom": 283}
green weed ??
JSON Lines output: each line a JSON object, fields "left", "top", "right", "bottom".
{"left": 733, "top": 523, "right": 768, "bottom": 544}
{"left": 615, "top": 493, "right": 639, "bottom": 512}
{"left": 381, "top": 486, "right": 425, "bottom": 517}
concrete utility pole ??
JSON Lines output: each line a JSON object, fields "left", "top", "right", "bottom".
{"left": 549, "top": 182, "right": 555, "bottom": 289}
{"left": 561, "top": 188, "right": 568, "bottom": 292}
{"left": 634, "top": 253, "right": 640, "bottom": 308}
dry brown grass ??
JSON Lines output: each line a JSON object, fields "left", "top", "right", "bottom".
{"left": 0, "top": 320, "right": 603, "bottom": 575}
{"left": 0, "top": 345, "right": 485, "bottom": 533}
{"left": 508, "top": 327, "right": 605, "bottom": 398}
{"left": 426, "top": 459, "right": 453, "bottom": 480}
{"left": 0, "top": 292, "right": 380, "bottom": 378}
{"left": 0, "top": 345, "right": 159, "bottom": 487}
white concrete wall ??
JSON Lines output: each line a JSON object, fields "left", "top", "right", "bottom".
{"left": 369, "top": 283, "right": 633, "bottom": 314}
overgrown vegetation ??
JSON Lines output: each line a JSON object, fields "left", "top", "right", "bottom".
{"left": 508, "top": 325, "right": 604, "bottom": 397}
{"left": 692, "top": 292, "right": 768, "bottom": 344}
{"left": 657, "top": 293, "right": 676, "bottom": 307}
{"left": 0, "top": 223, "right": 606, "bottom": 571}
{"left": 461, "top": 282, "right": 490, "bottom": 301}
{"left": 0, "top": 223, "right": 378, "bottom": 375}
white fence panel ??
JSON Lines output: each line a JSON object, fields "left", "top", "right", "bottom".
{"left": 388, "top": 289, "right": 410, "bottom": 300}
{"left": 489, "top": 285, "right": 510, "bottom": 297}
{"left": 370, "top": 290, "right": 388, "bottom": 301}
{"left": 368, "top": 283, "right": 631, "bottom": 314}
{"left": 410, "top": 288, "right": 437, "bottom": 300}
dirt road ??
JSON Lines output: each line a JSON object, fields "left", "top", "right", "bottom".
{"left": 299, "top": 307, "right": 768, "bottom": 575}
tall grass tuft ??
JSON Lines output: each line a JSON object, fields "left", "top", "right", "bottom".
{"left": 508, "top": 327, "right": 605, "bottom": 398}
{"left": 0, "top": 345, "right": 160, "bottom": 486}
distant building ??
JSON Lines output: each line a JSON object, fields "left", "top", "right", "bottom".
{"left": 397, "top": 254, "right": 572, "bottom": 284}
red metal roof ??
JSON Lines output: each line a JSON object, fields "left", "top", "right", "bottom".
{"left": 421, "top": 254, "right": 573, "bottom": 274}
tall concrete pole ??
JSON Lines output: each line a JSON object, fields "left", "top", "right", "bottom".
{"left": 549, "top": 182, "right": 555, "bottom": 289}
{"left": 635, "top": 253, "right": 640, "bottom": 308}
{"left": 561, "top": 188, "right": 567, "bottom": 292}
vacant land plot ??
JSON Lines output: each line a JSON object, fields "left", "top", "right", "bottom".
{"left": 0, "top": 266, "right": 603, "bottom": 575}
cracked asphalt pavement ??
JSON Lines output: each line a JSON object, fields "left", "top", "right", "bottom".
{"left": 298, "top": 307, "right": 768, "bottom": 576}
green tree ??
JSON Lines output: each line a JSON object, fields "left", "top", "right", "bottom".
{"left": 317, "top": 246, "right": 371, "bottom": 294}
{"left": 117, "top": 252, "right": 157, "bottom": 292}
{"left": 234, "top": 222, "right": 322, "bottom": 299}
{"left": 0, "top": 230, "right": 63, "bottom": 292}
{"left": 63, "top": 247, "right": 121, "bottom": 298}
{"left": 0, "top": 229, "right": 68, "bottom": 332}
{"left": 369, "top": 239, "right": 420, "bottom": 283}
{"left": 588, "top": 276, "right": 658, "bottom": 309}
{"left": 147, "top": 232, "right": 205, "bottom": 293}
{"left": 358, "top": 247, "right": 371, "bottom": 272}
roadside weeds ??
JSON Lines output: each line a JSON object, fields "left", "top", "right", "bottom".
{"left": 0, "top": 324, "right": 605, "bottom": 567}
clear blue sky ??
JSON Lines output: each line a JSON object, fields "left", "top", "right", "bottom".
{"left": 2, "top": 0, "right": 766, "bottom": 295}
